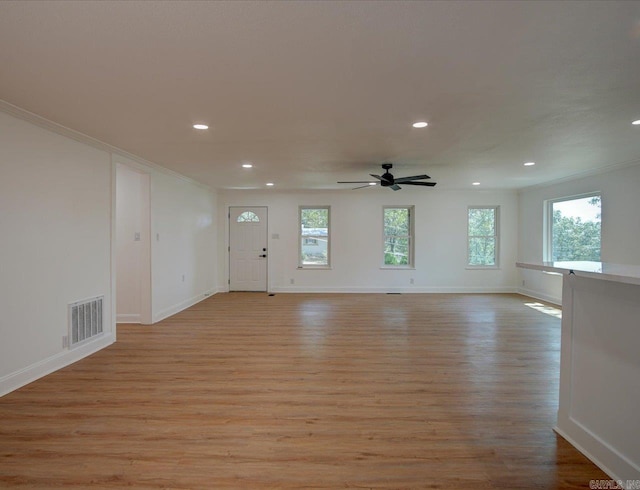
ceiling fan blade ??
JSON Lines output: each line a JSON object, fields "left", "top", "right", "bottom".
{"left": 401, "top": 181, "right": 437, "bottom": 187}
{"left": 390, "top": 184, "right": 402, "bottom": 191}
{"left": 337, "top": 181, "right": 377, "bottom": 184}
{"left": 351, "top": 184, "right": 375, "bottom": 190}
{"left": 394, "top": 174, "right": 431, "bottom": 183}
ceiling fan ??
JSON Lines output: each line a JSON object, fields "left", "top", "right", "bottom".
{"left": 338, "top": 163, "right": 436, "bottom": 191}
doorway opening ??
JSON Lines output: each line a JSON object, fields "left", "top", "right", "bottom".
{"left": 115, "top": 163, "right": 151, "bottom": 323}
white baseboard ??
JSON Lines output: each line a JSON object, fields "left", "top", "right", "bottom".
{"left": 554, "top": 424, "right": 640, "bottom": 484}
{"left": 268, "top": 286, "right": 519, "bottom": 294}
{"left": 116, "top": 313, "right": 140, "bottom": 323}
{"left": 517, "top": 287, "right": 562, "bottom": 306}
{"left": 0, "top": 333, "right": 115, "bottom": 398}
{"left": 153, "top": 289, "right": 216, "bottom": 323}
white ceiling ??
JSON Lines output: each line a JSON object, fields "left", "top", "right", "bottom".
{"left": 1, "top": 1, "right": 639, "bottom": 190}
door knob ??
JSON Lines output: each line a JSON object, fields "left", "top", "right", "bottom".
{"left": 259, "top": 254, "right": 267, "bottom": 258}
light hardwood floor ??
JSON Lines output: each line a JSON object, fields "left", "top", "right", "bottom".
{"left": 0, "top": 293, "right": 608, "bottom": 489}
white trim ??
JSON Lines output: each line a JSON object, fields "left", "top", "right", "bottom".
{"left": 110, "top": 159, "right": 118, "bottom": 340}
{"left": 117, "top": 314, "right": 141, "bottom": 323}
{"left": 0, "top": 334, "right": 115, "bottom": 398}
{"left": 516, "top": 287, "right": 562, "bottom": 306}
{"left": 269, "top": 286, "right": 519, "bottom": 294}
{"left": 152, "top": 290, "right": 216, "bottom": 323}
{"left": 552, "top": 425, "right": 626, "bottom": 486}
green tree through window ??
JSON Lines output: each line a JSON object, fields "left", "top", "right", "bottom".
{"left": 550, "top": 195, "right": 601, "bottom": 261}
{"left": 468, "top": 207, "right": 498, "bottom": 267}
{"left": 384, "top": 207, "right": 413, "bottom": 266}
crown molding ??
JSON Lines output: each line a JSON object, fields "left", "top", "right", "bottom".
{"left": 518, "top": 157, "right": 640, "bottom": 193}
{"left": 0, "top": 99, "right": 212, "bottom": 192}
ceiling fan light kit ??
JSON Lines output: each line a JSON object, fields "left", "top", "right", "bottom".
{"left": 338, "top": 163, "right": 436, "bottom": 191}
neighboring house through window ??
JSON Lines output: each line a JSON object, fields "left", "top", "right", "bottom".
{"left": 299, "top": 206, "right": 330, "bottom": 267}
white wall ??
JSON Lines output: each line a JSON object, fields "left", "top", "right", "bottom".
{"left": 0, "top": 106, "right": 219, "bottom": 396}
{"left": 0, "top": 110, "right": 114, "bottom": 395}
{"left": 518, "top": 163, "right": 640, "bottom": 304}
{"left": 150, "top": 170, "right": 217, "bottom": 321}
{"left": 218, "top": 188, "right": 518, "bottom": 293}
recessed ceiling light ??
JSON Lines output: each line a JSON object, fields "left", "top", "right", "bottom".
{"left": 633, "top": 120, "right": 640, "bottom": 125}
{"left": 368, "top": 182, "right": 377, "bottom": 186}
{"left": 412, "top": 121, "right": 428, "bottom": 128}
{"left": 524, "top": 161, "right": 536, "bottom": 166}
{"left": 472, "top": 182, "right": 481, "bottom": 186}
{"left": 266, "top": 182, "right": 274, "bottom": 186}
{"left": 193, "top": 124, "right": 208, "bottom": 130}
{"left": 242, "top": 163, "right": 253, "bottom": 168}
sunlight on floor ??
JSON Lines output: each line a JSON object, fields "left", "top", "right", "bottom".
{"left": 525, "top": 302, "right": 562, "bottom": 319}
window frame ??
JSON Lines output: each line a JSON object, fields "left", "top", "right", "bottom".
{"left": 467, "top": 205, "right": 500, "bottom": 269}
{"left": 382, "top": 205, "right": 415, "bottom": 269}
{"left": 298, "top": 206, "right": 331, "bottom": 269}
{"left": 544, "top": 192, "right": 601, "bottom": 263}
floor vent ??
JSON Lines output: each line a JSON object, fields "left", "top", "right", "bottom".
{"left": 69, "top": 296, "right": 104, "bottom": 347}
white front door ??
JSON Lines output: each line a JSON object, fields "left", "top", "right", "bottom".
{"left": 229, "top": 206, "right": 268, "bottom": 291}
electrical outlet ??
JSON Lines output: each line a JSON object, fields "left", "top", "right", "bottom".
{"left": 290, "top": 278, "right": 294, "bottom": 285}
{"left": 522, "top": 280, "right": 526, "bottom": 286}
{"left": 134, "top": 232, "right": 141, "bottom": 241}
{"left": 62, "top": 335, "right": 68, "bottom": 348}
{"left": 182, "top": 274, "right": 185, "bottom": 282}
{"left": 410, "top": 278, "right": 414, "bottom": 285}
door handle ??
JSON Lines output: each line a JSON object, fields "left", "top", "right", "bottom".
{"left": 259, "top": 254, "right": 267, "bottom": 258}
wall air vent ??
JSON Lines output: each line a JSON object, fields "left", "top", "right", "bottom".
{"left": 68, "top": 296, "right": 104, "bottom": 347}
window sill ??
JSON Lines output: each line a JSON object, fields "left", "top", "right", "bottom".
{"left": 465, "top": 266, "right": 500, "bottom": 270}
{"left": 380, "top": 266, "right": 416, "bottom": 270}
{"left": 297, "top": 266, "right": 332, "bottom": 270}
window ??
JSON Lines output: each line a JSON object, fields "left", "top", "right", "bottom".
{"left": 383, "top": 206, "right": 414, "bottom": 267}
{"left": 299, "top": 207, "right": 330, "bottom": 267}
{"left": 546, "top": 193, "right": 601, "bottom": 262}
{"left": 237, "top": 211, "right": 260, "bottom": 222}
{"left": 468, "top": 206, "right": 499, "bottom": 267}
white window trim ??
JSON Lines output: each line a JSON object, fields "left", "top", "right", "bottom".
{"left": 544, "top": 191, "right": 601, "bottom": 262}
{"left": 298, "top": 205, "right": 331, "bottom": 269}
{"left": 466, "top": 205, "right": 500, "bottom": 269}
{"left": 382, "top": 205, "right": 415, "bottom": 269}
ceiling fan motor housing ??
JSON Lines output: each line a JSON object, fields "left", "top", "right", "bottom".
{"left": 380, "top": 173, "right": 393, "bottom": 186}
{"left": 381, "top": 163, "right": 394, "bottom": 185}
